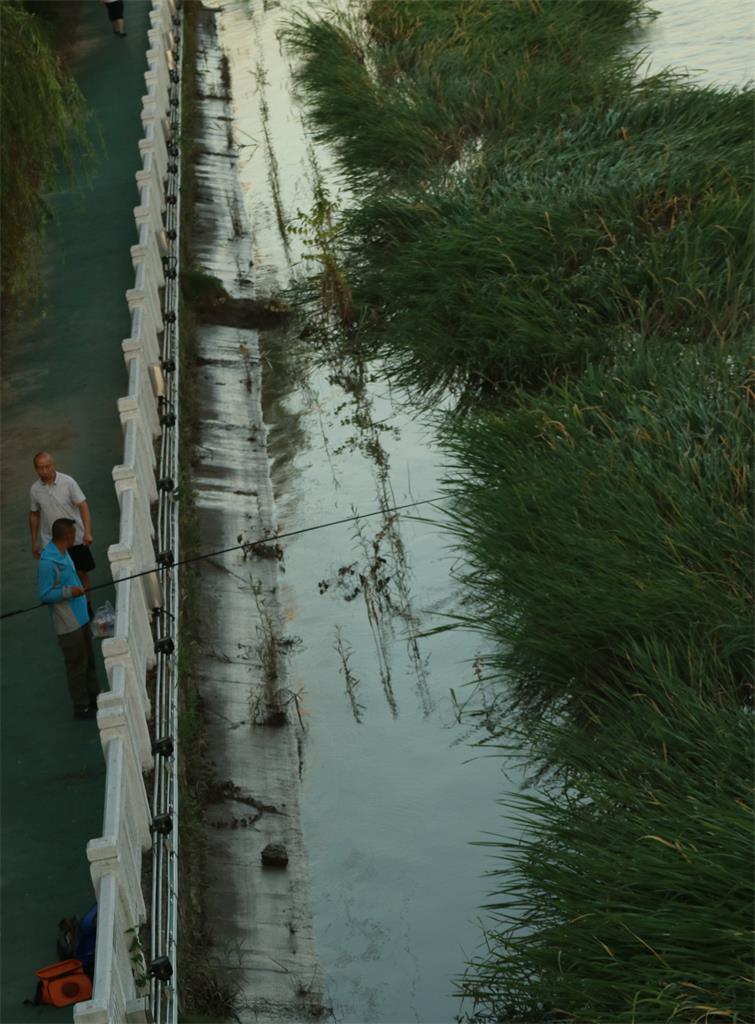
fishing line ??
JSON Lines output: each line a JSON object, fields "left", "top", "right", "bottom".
{"left": 0, "top": 496, "right": 445, "bottom": 622}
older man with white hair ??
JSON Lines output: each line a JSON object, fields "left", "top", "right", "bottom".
{"left": 29, "top": 451, "right": 96, "bottom": 593}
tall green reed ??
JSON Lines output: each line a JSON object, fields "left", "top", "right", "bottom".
{"left": 459, "top": 655, "right": 753, "bottom": 1022}
{"left": 286, "top": 0, "right": 649, "bottom": 186}
{"left": 441, "top": 341, "right": 752, "bottom": 720}
{"left": 311, "top": 86, "right": 752, "bottom": 402}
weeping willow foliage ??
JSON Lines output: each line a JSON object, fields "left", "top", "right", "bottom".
{"left": 0, "top": 2, "right": 90, "bottom": 306}
{"left": 287, "top": 1, "right": 754, "bottom": 1020}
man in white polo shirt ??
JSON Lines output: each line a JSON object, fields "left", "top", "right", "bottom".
{"left": 29, "top": 451, "right": 96, "bottom": 592}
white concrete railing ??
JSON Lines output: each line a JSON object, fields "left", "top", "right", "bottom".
{"left": 121, "top": 344, "right": 161, "bottom": 439}
{"left": 138, "top": 119, "right": 169, "bottom": 186}
{"left": 75, "top": 0, "right": 181, "bottom": 1020}
{"left": 135, "top": 150, "right": 166, "bottom": 220}
{"left": 75, "top": 730, "right": 152, "bottom": 1023}
{"left": 127, "top": 252, "right": 163, "bottom": 337}
{"left": 132, "top": 221, "right": 166, "bottom": 301}
{"left": 103, "top": 573, "right": 155, "bottom": 720}
{"left": 117, "top": 385, "right": 159, "bottom": 489}
{"left": 73, "top": 874, "right": 138, "bottom": 1024}
{"left": 89, "top": 729, "right": 152, "bottom": 926}
{"left": 125, "top": 302, "right": 161, "bottom": 369}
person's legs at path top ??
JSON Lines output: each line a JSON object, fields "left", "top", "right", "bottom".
{"left": 104, "top": 0, "right": 127, "bottom": 37}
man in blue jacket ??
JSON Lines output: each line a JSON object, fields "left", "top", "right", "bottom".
{"left": 38, "top": 517, "right": 101, "bottom": 720}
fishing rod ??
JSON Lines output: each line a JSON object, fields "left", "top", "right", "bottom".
{"left": 0, "top": 496, "right": 445, "bottom": 622}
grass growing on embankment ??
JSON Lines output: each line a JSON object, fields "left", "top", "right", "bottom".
{"left": 287, "top": 1, "right": 754, "bottom": 1021}
{"left": 463, "top": 666, "right": 753, "bottom": 1023}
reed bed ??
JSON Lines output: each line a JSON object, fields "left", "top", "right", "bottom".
{"left": 460, "top": 661, "right": 753, "bottom": 1023}
{"left": 441, "top": 340, "right": 753, "bottom": 722}
{"left": 286, "top": 1, "right": 754, "bottom": 1020}
{"left": 299, "top": 85, "right": 752, "bottom": 402}
{"left": 287, "top": 0, "right": 648, "bottom": 185}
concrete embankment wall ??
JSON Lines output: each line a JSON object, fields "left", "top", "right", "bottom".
{"left": 186, "top": 10, "right": 325, "bottom": 1022}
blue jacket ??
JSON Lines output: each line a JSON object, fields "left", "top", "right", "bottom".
{"left": 38, "top": 542, "right": 89, "bottom": 635}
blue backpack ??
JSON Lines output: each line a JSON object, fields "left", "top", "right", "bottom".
{"left": 57, "top": 905, "right": 97, "bottom": 975}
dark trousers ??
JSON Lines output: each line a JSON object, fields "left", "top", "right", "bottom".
{"left": 57, "top": 625, "right": 100, "bottom": 709}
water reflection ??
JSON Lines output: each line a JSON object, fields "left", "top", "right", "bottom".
{"left": 635, "top": 0, "right": 753, "bottom": 86}
{"left": 215, "top": 1, "right": 509, "bottom": 1018}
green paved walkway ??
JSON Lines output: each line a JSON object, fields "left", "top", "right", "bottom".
{"left": 1, "top": 3, "right": 151, "bottom": 1017}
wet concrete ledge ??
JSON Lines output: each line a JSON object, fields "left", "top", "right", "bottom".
{"left": 188, "top": 9, "right": 326, "bottom": 1022}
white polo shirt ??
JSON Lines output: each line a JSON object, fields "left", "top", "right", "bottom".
{"left": 30, "top": 472, "right": 86, "bottom": 546}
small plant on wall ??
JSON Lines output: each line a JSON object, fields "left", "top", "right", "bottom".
{"left": 125, "top": 926, "right": 149, "bottom": 994}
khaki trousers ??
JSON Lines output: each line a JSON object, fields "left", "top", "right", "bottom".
{"left": 57, "top": 625, "right": 100, "bottom": 709}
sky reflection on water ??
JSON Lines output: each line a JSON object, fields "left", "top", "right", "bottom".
{"left": 636, "top": 0, "right": 753, "bottom": 86}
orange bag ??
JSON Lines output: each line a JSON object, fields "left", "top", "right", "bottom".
{"left": 35, "top": 959, "right": 92, "bottom": 1007}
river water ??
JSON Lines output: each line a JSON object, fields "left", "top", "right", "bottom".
{"left": 633, "top": 0, "right": 753, "bottom": 87}
{"left": 212, "top": 3, "right": 513, "bottom": 1020}
{"left": 211, "top": 2, "right": 751, "bottom": 1021}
